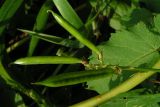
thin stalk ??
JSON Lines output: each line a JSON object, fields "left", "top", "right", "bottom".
{"left": 0, "top": 61, "right": 48, "bottom": 106}
{"left": 70, "top": 60, "right": 160, "bottom": 107}
{"left": 6, "top": 37, "right": 29, "bottom": 53}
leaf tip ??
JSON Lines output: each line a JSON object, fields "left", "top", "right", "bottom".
{"left": 13, "top": 59, "right": 25, "bottom": 65}
{"left": 47, "top": 10, "right": 53, "bottom": 14}
{"left": 31, "top": 82, "right": 39, "bottom": 85}
{"left": 17, "top": 28, "right": 27, "bottom": 33}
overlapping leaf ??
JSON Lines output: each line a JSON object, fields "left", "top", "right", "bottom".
{"left": 91, "top": 22, "right": 160, "bottom": 67}
{"left": 101, "top": 90, "right": 160, "bottom": 107}
{"left": 88, "top": 15, "right": 160, "bottom": 93}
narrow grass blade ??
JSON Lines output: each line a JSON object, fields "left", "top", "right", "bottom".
{"left": 0, "top": 0, "right": 23, "bottom": 79}
{"left": 28, "top": 0, "right": 53, "bottom": 56}
{"left": 33, "top": 68, "right": 114, "bottom": 87}
{"left": 0, "top": 0, "right": 50, "bottom": 106}
{"left": 52, "top": 0, "right": 83, "bottom": 29}
{"left": 14, "top": 56, "right": 82, "bottom": 65}
{"left": 18, "top": 29, "right": 83, "bottom": 48}
{"left": 0, "top": 0, "right": 23, "bottom": 35}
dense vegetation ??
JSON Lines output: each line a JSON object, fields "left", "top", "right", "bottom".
{"left": 1, "top": 0, "right": 160, "bottom": 107}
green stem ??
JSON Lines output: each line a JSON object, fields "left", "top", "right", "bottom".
{"left": 6, "top": 37, "right": 29, "bottom": 53}
{"left": 70, "top": 60, "right": 160, "bottom": 107}
{"left": 0, "top": 61, "right": 49, "bottom": 106}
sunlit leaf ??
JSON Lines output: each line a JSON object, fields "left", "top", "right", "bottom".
{"left": 88, "top": 18, "right": 160, "bottom": 94}
{"left": 101, "top": 90, "right": 160, "bottom": 107}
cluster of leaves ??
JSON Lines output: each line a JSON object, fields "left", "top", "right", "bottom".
{"left": 1, "top": 0, "right": 160, "bottom": 107}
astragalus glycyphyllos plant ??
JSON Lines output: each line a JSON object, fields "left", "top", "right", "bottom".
{"left": 1, "top": 0, "right": 160, "bottom": 107}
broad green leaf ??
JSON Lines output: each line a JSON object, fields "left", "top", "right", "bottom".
{"left": 14, "top": 56, "right": 82, "bottom": 65}
{"left": 18, "top": 29, "right": 83, "bottom": 48}
{"left": 91, "top": 22, "right": 160, "bottom": 66}
{"left": 88, "top": 20, "right": 160, "bottom": 94}
{"left": 121, "top": 8, "right": 153, "bottom": 28}
{"left": 110, "top": 7, "right": 152, "bottom": 30}
{"left": 88, "top": 0, "right": 111, "bottom": 16}
{"left": 109, "top": 2, "right": 133, "bottom": 30}
{"left": 86, "top": 77, "right": 112, "bottom": 93}
{"left": 101, "top": 92, "right": 160, "bottom": 107}
{"left": 154, "top": 14, "right": 160, "bottom": 33}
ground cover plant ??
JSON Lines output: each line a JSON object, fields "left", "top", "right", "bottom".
{"left": 1, "top": 0, "right": 160, "bottom": 107}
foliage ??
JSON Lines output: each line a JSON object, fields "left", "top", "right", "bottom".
{"left": 1, "top": 0, "right": 160, "bottom": 107}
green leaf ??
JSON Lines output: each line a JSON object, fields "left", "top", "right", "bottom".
{"left": 18, "top": 29, "right": 83, "bottom": 48}
{"left": 89, "top": 21, "right": 160, "bottom": 94}
{"left": 86, "top": 77, "right": 112, "bottom": 94}
{"left": 110, "top": 7, "right": 153, "bottom": 30}
{"left": 91, "top": 22, "right": 160, "bottom": 67}
{"left": 101, "top": 91, "right": 160, "bottom": 107}
{"left": 14, "top": 93, "right": 25, "bottom": 107}
{"left": 154, "top": 14, "right": 160, "bottom": 33}
{"left": 121, "top": 8, "right": 153, "bottom": 28}
{"left": 33, "top": 68, "right": 114, "bottom": 87}
{"left": 28, "top": 0, "right": 53, "bottom": 56}
{"left": 0, "top": 1, "right": 48, "bottom": 105}
{"left": 0, "top": 0, "right": 23, "bottom": 35}
{"left": 52, "top": 0, "right": 83, "bottom": 29}
{"left": 0, "top": 0, "right": 23, "bottom": 80}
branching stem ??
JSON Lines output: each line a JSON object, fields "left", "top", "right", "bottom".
{"left": 70, "top": 60, "right": 160, "bottom": 107}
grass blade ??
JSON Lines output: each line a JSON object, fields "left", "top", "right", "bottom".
{"left": 0, "top": 0, "right": 23, "bottom": 79}
{"left": 52, "top": 0, "right": 83, "bottom": 29}
{"left": 28, "top": 0, "right": 53, "bottom": 56}
{"left": 0, "top": 1, "right": 49, "bottom": 106}
{"left": 0, "top": 0, "right": 23, "bottom": 35}
{"left": 18, "top": 29, "right": 83, "bottom": 48}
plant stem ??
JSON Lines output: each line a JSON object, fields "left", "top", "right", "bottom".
{"left": 70, "top": 59, "right": 160, "bottom": 107}
{"left": 6, "top": 37, "right": 29, "bottom": 53}
{"left": 0, "top": 61, "right": 49, "bottom": 106}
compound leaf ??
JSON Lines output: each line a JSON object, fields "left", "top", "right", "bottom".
{"left": 88, "top": 16, "right": 160, "bottom": 94}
